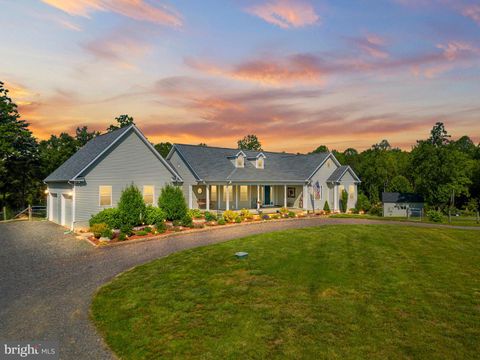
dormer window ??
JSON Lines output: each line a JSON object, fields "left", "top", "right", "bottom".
{"left": 234, "top": 151, "right": 246, "bottom": 168}
{"left": 256, "top": 153, "right": 266, "bottom": 169}
{"left": 236, "top": 155, "right": 244, "bottom": 168}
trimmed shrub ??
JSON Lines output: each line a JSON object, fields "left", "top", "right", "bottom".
{"left": 355, "top": 193, "right": 371, "bottom": 213}
{"left": 100, "top": 228, "right": 114, "bottom": 240}
{"left": 118, "top": 233, "right": 127, "bottom": 241}
{"left": 223, "top": 210, "right": 237, "bottom": 223}
{"left": 136, "top": 230, "right": 148, "bottom": 236}
{"left": 155, "top": 222, "right": 166, "bottom": 233}
{"left": 279, "top": 207, "right": 288, "bottom": 215}
{"left": 180, "top": 214, "right": 194, "bottom": 228}
{"left": 235, "top": 216, "right": 242, "bottom": 223}
{"left": 205, "top": 211, "right": 217, "bottom": 221}
{"left": 240, "top": 208, "right": 253, "bottom": 220}
{"left": 188, "top": 209, "right": 203, "bottom": 219}
{"left": 288, "top": 211, "right": 296, "bottom": 218}
{"left": 118, "top": 184, "right": 146, "bottom": 227}
{"left": 217, "top": 218, "right": 226, "bottom": 225}
{"left": 271, "top": 214, "right": 280, "bottom": 219}
{"left": 120, "top": 224, "right": 133, "bottom": 236}
{"left": 172, "top": 219, "right": 182, "bottom": 226}
{"left": 427, "top": 210, "right": 443, "bottom": 223}
{"left": 144, "top": 206, "right": 166, "bottom": 226}
{"left": 89, "top": 208, "right": 122, "bottom": 229}
{"left": 143, "top": 226, "right": 152, "bottom": 233}
{"left": 368, "top": 204, "right": 383, "bottom": 217}
{"left": 341, "top": 190, "right": 348, "bottom": 213}
{"left": 90, "top": 223, "right": 109, "bottom": 239}
{"left": 323, "top": 201, "right": 331, "bottom": 213}
{"left": 158, "top": 185, "right": 188, "bottom": 221}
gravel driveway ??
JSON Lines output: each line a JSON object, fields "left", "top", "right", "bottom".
{"left": 0, "top": 218, "right": 478, "bottom": 359}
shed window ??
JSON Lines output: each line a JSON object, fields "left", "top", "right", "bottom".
{"left": 240, "top": 186, "right": 248, "bottom": 201}
{"left": 143, "top": 185, "right": 154, "bottom": 205}
{"left": 99, "top": 186, "right": 112, "bottom": 206}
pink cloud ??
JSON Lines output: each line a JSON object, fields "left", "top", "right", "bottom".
{"left": 246, "top": 0, "right": 319, "bottom": 28}
{"left": 41, "top": 0, "right": 182, "bottom": 27}
{"left": 351, "top": 34, "right": 390, "bottom": 59}
{"left": 461, "top": 4, "right": 480, "bottom": 25}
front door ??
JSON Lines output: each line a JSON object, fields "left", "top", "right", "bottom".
{"left": 264, "top": 186, "right": 271, "bottom": 205}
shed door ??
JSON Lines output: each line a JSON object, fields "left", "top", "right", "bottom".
{"left": 51, "top": 193, "right": 59, "bottom": 223}
{"left": 62, "top": 194, "right": 73, "bottom": 227}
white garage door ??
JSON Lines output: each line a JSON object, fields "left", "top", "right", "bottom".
{"left": 51, "top": 193, "right": 59, "bottom": 224}
{"left": 62, "top": 194, "right": 73, "bottom": 227}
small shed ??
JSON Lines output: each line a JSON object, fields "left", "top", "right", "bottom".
{"left": 382, "top": 192, "right": 424, "bottom": 217}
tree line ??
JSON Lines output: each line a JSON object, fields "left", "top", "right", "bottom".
{"left": 1, "top": 81, "right": 478, "bottom": 214}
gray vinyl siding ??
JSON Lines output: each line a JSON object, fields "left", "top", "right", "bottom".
{"left": 169, "top": 150, "right": 198, "bottom": 208}
{"left": 73, "top": 131, "right": 175, "bottom": 229}
{"left": 305, "top": 158, "right": 338, "bottom": 211}
{"left": 47, "top": 182, "right": 72, "bottom": 225}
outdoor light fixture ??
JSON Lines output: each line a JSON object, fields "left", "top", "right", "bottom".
{"left": 44, "top": 189, "right": 49, "bottom": 194}
{"left": 197, "top": 188, "right": 203, "bottom": 194}
{"left": 67, "top": 191, "right": 73, "bottom": 196}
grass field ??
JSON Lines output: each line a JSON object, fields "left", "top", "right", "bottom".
{"left": 91, "top": 225, "right": 480, "bottom": 359}
{"left": 330, "top": 213, "right": 480, "bottom": 227}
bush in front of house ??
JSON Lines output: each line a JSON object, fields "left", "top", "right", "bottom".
{"left": 156, "top": 221, "right": 167, "bottom": 233}
{"left": 368, "top": 204, "right": 383, "bottom": 216}
{"left": 279, "top": 207, "right": 288, "bottom": 215}
{"left": 118, "top": 233, "right": 127, "bottom": 241}
{"left": 204, "top": 211, "right": 217, "bottom": 221}
{"left": 240, "top": 208, "right": 253, "bottom": 220}
{"left": 135, "top": 230, "right": 149, "bottom": 236}
{"left": 120, "top": 224, "right": 133, "bottom": 236}
{"left": 355, "top": 193, "right": 371, "bottom": 213}
{"left": 235, "top": 216, "right": 242, "bottom": 223}
{"left": 288, "top": 211, "right": 296, "bottom": 218}
{"left": 427, "top": 209, "right": 443, "bottom": 223}
{"left": 158, "top": 185, "right": 188, "bottom": 221}
{"left": 101, "top": 228, "right": 114, "bottom": 240}
{"left": 144, "top": 206, "right": 166, "bottom": 226}
{"left": 262, "top": 214, "right": 270, "bottom": 221}
{"left": 223, "top": 210, "right": 237, "bottom": 223}
{"left": 341, "top": 190, "right": 348, "bottom": 213}
{"left": 323, "top": 201, "right": 330, "bottom": 213}
{"left": 217, "top": 218, "right": 226, "bottom": 225}
{"left": 180, "top": 214, "right": 194, "bottom": 228}
{"left": 188, "top": 209, "right": 203, "bottom": 219}
{"left": 89, "top": 208, "right": 122, "bottom": 229}
{"left": 118, "top": 184, "right": 146, "bottom": 227}
{"left": 90, "top": 223, "right": 109, "bottom": 239}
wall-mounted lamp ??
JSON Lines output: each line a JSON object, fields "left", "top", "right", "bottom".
{"left": 44, "top": 189, "right": 49, "bottom": 194}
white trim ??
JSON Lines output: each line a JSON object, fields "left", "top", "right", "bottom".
{"left": 226, "top": 184, "right": 230, "bottom": 211}
{"left": 206, "top": 185, "right": 210, "bottom": 211}
{"left": 306, "top": 153, "right": 341, "bottom": 181}
{"left": 61, "top": 194, "right": 66, "bottom": 226}
{"left": 71, "top": 125, "right": 183, "bottom": 182}
{"left": 99, "top": 185, "right": 112, "bottom": 207}
{"left": 284, "top": 185, "right": 287, "bottom": 208}
{"left": 188, "top": 185, "right": 193, "bottom": 209}
{"left": 71, "top": 184, "right": 76, "bottom": 230}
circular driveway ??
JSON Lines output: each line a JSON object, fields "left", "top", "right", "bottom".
{"left": 0, "top": 219, "right": 478, "bottom": 359}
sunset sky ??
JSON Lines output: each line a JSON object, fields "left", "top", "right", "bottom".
{"left": 1, "top": 0, "right": 479, "bottom": 153}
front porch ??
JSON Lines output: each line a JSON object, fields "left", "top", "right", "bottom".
{"left": 188, "top": 184, "right": 304, "bottom": 211}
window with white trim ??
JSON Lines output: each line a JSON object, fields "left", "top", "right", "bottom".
{"left": 240, "top": 186, "right": 248, "bottom": 201}
{"left": 236, "top": 155, "right": 244, "bottom": 168}
{"left": 349, "top": 185, "right": 355, "bottom": 199}
{"left": 99, "top": 186, "right": 112, "bottom": 206}
{"left": 143, "top": 185, "right": 154, "bottom": 205}
{"left": 256, "top": 157, "right": 264, "bottom": 169}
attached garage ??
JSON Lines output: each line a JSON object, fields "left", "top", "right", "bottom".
{"left": 46, "top": 183, "right": 73, "bottom": 228}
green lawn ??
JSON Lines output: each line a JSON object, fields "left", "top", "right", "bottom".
{"left": 91, "top": 225, "right": 480, "bottom": 359}
{"left": 330, "top": 213, "right": 480, "bottom": 226}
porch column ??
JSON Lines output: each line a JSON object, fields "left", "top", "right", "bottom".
{"left": 226, "top": 184, "right": 230, "bottom": 210}
{"left": 188, "top": 185, "right": 193, "bottom": 209}
{"left": 333, "top": 184, "right": 338, "bottom": 211}
{"left": 235, "top": 185, "right": 239, "bottom": 210}
{"left": 284, "top": 185, "right": 287, "bottom": 208}
{"left": 206, "top": 185, "right": 210, "bottom": 211}
{"left": 217, "top": 186, "right": 221, "bottom": 210}
{"left": 257, "top": 185, "right": 260, "bottom": 210}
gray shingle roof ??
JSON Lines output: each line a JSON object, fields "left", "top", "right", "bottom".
{"left": 170, "top": 144, "right": 331, "bottom": 182}
{"left": 44, "top": 126, "right": 132, "bottom": 182}
{"left": 326, "top": 165, "right": 349, "bottom": 182}
{"left": 382, "top": 192, "right": 424, "bottom": 203}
